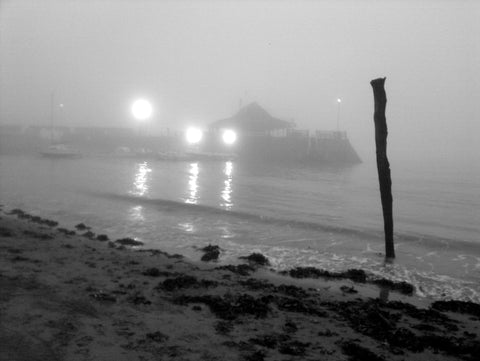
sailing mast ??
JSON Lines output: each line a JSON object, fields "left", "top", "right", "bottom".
{"left": 50, "top": 91, "right": 55, "bottom": 145}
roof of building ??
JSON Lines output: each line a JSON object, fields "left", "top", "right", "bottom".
{"left": 210, "top": 102, "right": 293, "bottom": 132}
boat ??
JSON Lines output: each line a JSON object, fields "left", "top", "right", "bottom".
{"left": 40, "top": 144, "right": 82, "bottom": 159}
{"left": 39, "top": 92, "right": 82, "bottom": 159}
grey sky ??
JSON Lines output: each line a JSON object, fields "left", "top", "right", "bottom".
{"left": 1, "top": 0, "right": 479, "bottom": 162}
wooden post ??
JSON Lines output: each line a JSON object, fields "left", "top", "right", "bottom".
{"left": 370, "top": 77, "right": 395, "bottom": 259}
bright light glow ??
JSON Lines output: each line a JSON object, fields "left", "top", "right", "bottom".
{"left": 222, "top": 129, "right": 237, "bottom": 145}
{"left": 186, "top": 127, "right": 203, "bottom": 144}
{"left": 131, "top": 99, "right": 153, "bottom": 120}
{"left": 337, "top": 98, "right": 342, "bottom": 103}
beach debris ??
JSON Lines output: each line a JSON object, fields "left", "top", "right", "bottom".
{"left": 215, "top": 320, "right": 234, "bottom": 335}
{"left": 7, "top": 209, "right": 58, "bottom": 227}
{"left": 137, "top": 249, "right": 184, "bottom": 259}
{"left": 7, "top": 208, "right": 26, "bottom": 215}
{"left": 0, "top": 226, "right": 14, "bottom": 237}
{"left": 283, "top": 320, "right": 298, "bottom": 334}
{"left": 200, "top": 244, "right": 221, "bottom": 262}
{"left": 174, "top": 293, "right": 271, "bottom": 320}
{"left": 75, "top": 223, "right": 90, "bottom": 230}
{"left": 160, "top": 275, "right": 218, "bottom": 291}
{"left": 340, "top": 285, "right": 358, "bottom": 294}
{"left": 10, "top": 255, "right": 32, "bottom": 262}
{"left": 282, "top": 267, "right": 367, "bottom": 282}
{"left": 278, "top": 339, "right": 310, "bottom": 356}
{"left": 215, "top": 264, "right": 255, "bottom": 276}
{"left": 22, "top": 229, "right": 54, "bottom": 240}
{"left": 240, "top": 278, "right": 273, "bottom": 291}
{"left": 143, "top": 269, "right": 180, "bottom": 278}
{"left": 431, "top": 300, "right": 480, "bottom": 318}
{"left": 128, "top": 293, "right": 151, "bottom": 305}
{"left": 115, "top": 237, "right": 144, "bottom": 246}
{"left": 371, "top": 278, "right": 414, "bottom": 295}
{"left": 142, "top": 267, "right": 162, "bottom": 277}
{"left": 318, "top": 329, "right": 337, "bottom": 337}
{"left": 57, "top": 228, "right": 76, "bottom": 236}
{"left": 249, "top": 333, "right": 286, "bottom": 349}
{"left": 146, "top": 331, "right": 169, "bottom": 343}
{"left": 276, "top": 284, "right": 309, "bottom": 299}
{"left": 238, "top": 252, "right": 270, "bottom": 266}
{"left": 81, "top": 231, "right": 96, "bottom": 239}
{"left": 96, "top": 234, "right": 109, "bottom": 241}
{"left": 274, "top": 296, "right": 327, "bottom": 317}
{"left": 341, "top": 340, "right": 385, "bottom": 361}
{"left": 281, "top": 266, "right": 416, "bottom": 296}
{"left": 244, "top": 350, "right": 267, "bottom": 361}
{"left": 89, "top": 291, "right": 117, "bottom": 303}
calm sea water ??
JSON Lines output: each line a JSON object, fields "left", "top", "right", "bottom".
{"left": 1, "top": 154, "right": 479, "bottom": 302}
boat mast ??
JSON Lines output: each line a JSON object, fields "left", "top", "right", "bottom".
{"left": 50, "top": 91, "right": 55, "bottom": 145}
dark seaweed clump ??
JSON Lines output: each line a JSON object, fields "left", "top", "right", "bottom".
{"left": 341, "top": 341, "right": 385, "bottom": 361}
{"left": 200, "top": 244, "right": 221, "bottom": 262}
{"left": 8, "top": 209, "right": 58, "bottom": 227}
{"left": 115, "top": 238, "right": 144, "bottom": 246}
{"left": 330, "top": 298, "right": 480, "bottom": 358}
{"left": 174, "top": 293, "right": 271, "bottom": 320}
{"left": 96, "top": 234, "right": 109, "bottom": 241}
{"left": 371, "top": 278, "right": 414, "bottom": 295}
{"left": 283, "top": 267, "right": 367, "bottom": 283}
{"left": 281, "top": 266, "right": 415, "bottom": 295}
{"left": 431, "top": 300, "right": 480, "bottom": 318}
{"left": 74, "top": 223, "right": 90, "bottom": 230}
{"left": 239, "top": 253, "right": 270, "bottom": 266}
{"left": 159, "top": 275, "right": 218, "bottom": 291}
{"left": 215, "top": 264, "right": 255, "bottom": 276}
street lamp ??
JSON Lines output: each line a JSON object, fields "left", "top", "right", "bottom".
{"left": 131, "top": 99, "right": 153, "bottom": 121}
{"left": 222, "top": 129, "right": 237, "bottom": 145}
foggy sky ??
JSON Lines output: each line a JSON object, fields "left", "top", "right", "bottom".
{"left": 1, "top": 0, "right": 479, "bottom": 163}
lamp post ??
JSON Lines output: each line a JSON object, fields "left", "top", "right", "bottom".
{"left": 336, "top": 98, "right": 342, "bottom": 132}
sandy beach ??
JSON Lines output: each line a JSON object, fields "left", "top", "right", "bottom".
{"left": 1, "top": 207, "right": 479, "bottom": 361}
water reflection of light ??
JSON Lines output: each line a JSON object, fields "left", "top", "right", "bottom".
{"left": 131, "top": 162, "right": 152, "bottom": 196}
{"left": 186, "top": 162, "right": 199, "bottom": 204}
{"left": 130, "top": 205, "right": 145, "bottom": 222}
{"left": 179, "top": 222, "right": 195, "bottom": 233}
{"left": 221, "top": 161, "right": 233, "bottom": 209}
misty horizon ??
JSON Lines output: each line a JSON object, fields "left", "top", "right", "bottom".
{"left": 1, "top": 0, "right": 479, "bottom": 163}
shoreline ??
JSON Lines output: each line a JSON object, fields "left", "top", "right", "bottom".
{"left": 1, "top": 207, "right": 479, "bottom": 360}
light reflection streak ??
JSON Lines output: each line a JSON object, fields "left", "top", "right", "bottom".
{"left": 179, "top": 222, "right": 195, "bottom": 233}
{"left": 128, "top": 162, "right": 152, "bottom": 223}
{"left": 221, "top": 161, "right": 233, "bottom": 209}
{"left": 131, "top": 162, "right": 152, "bottom": 196}
{"left": 186, "top": 162, "right": 199, "bottom": 204}
{"left": 130, "top": 205, "right": 145, "bottom": 222}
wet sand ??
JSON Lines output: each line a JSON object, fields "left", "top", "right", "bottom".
{"left": 0, "top": 207, "right": 479, "bottom": 361}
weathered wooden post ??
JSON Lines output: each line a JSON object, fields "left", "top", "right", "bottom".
{"left": 370, "top": 77, "right": 395, "bottom": 259}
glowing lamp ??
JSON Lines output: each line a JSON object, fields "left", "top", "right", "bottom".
{"left": 131, "top": 99, "right": 153, "bottom": 120}
{"left": 222, "top": 129, "right": 237, "bottom": 145}
{"left": 186, "top": 127, "right": 203, "bottom": 144}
